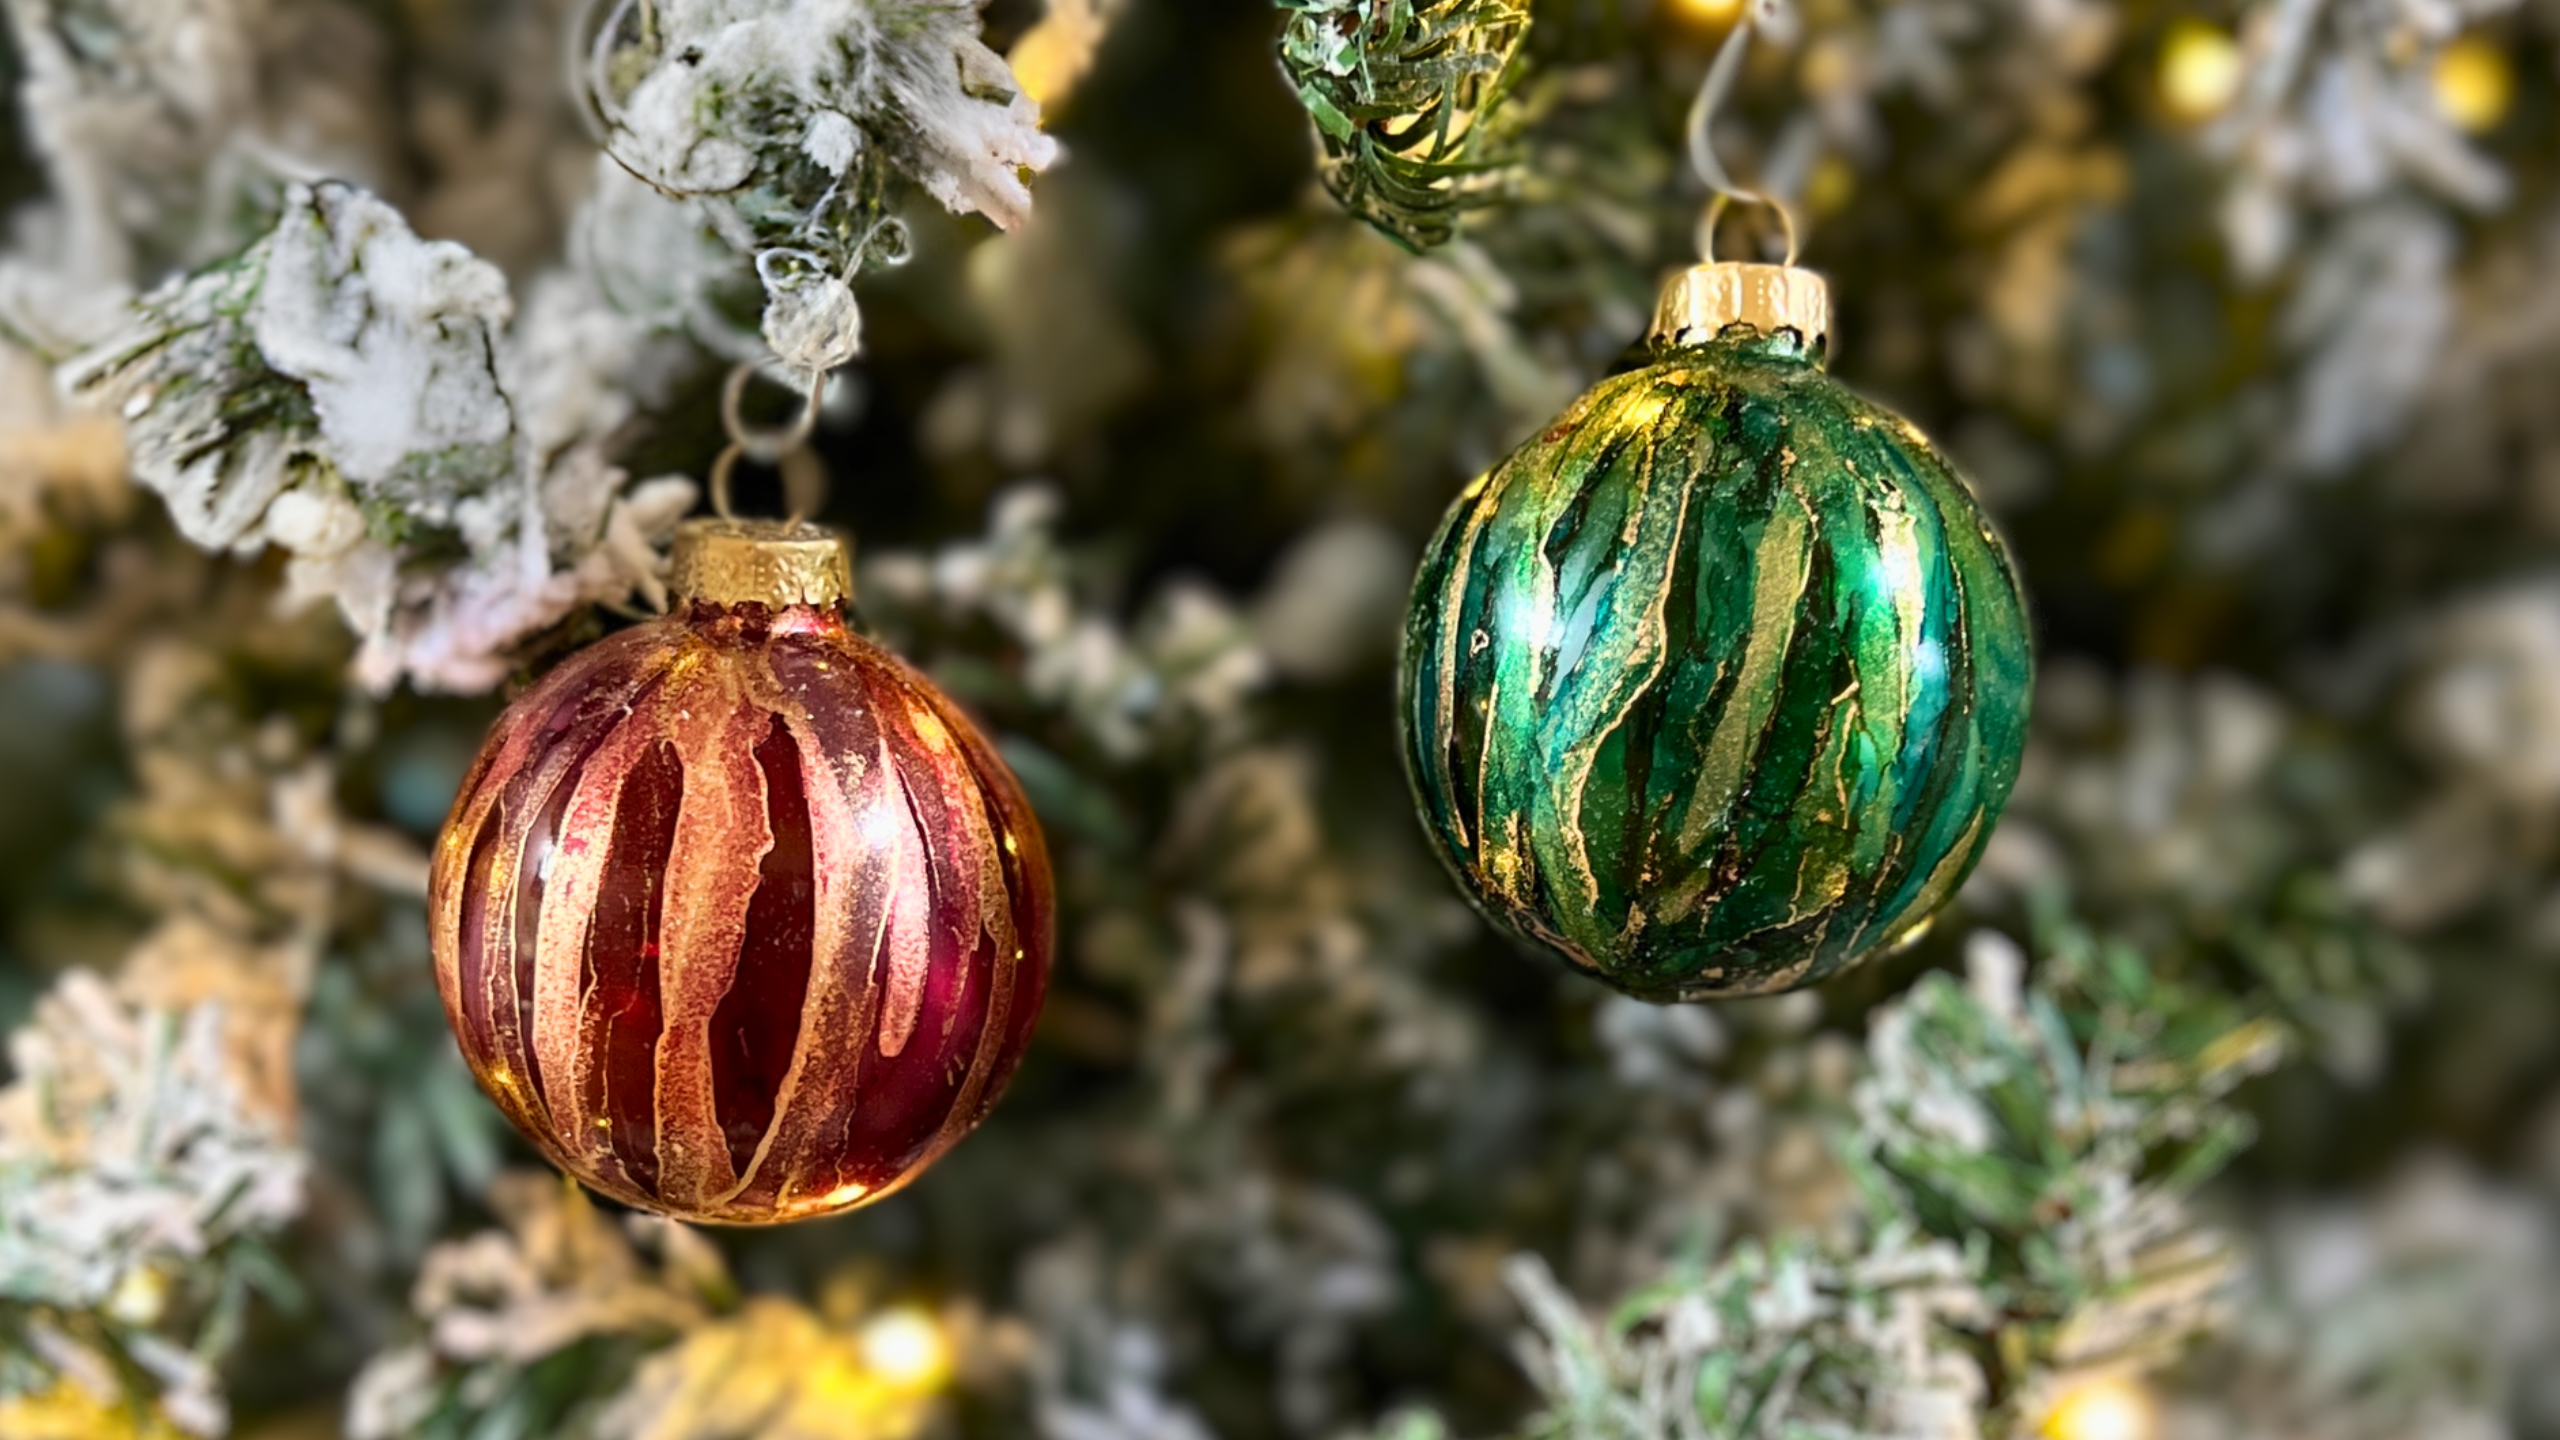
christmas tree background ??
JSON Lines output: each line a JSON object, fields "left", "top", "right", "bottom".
{"left": 3, "top": 0, "right": 2559, "bottom": 1436}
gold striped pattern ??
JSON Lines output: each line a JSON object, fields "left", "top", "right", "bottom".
{"left": 430, "top": 602, "right": 1053, "bottom": 1224}
{"left": 1398, "top": 328, "right": 2034, "bottom": 1000}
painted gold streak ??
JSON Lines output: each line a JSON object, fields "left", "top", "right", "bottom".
{"left": 1539, "top": 425, "right": 1646, "bottom": 922}
{"left": 1482, "top": 809, "right": 1529, "bottom": 908}
{"left": 479, "top": 716, "right": 620, "bottom": 1135}
{"left": 1862, "top": 807, "right": 1983, "bottom": 956}
{"left": 459, "top": 810, "right": 538, "bottom": 1135}
{"left": 873, "top": 719, "right": 934, "bottom": 1060}
{"left": 463, "top": 792, "right": 544, "bottom": 1125}
{"left": 913, "top": 806, "right": 1018, "bottom": 1179}
{"left": 1545, "top": 411, "right": 1691, "bottom": 937}
{"left": 1870, "top": 500, "right": 1925, "bottom": 743}
{"left": 432, "top": 727, "right": 518, "bottom": 1120}
{"left": 753, "top": 700, "right": 899, "bottom": 1213}
{"left": 884, "top": 686, "right": 993, "bottom": 1049}
{"left": 650, "top": 670, "right": 776, "bottom": 1212}
{"left": 1432, "top": 492, "right": 1490, "bottom": 853}
{"left": 1675, "top": 492, "right": 1813, "bottom": 856}
{"left": 1482, "top": 414, "right": 1584, "bottom": 923}
{"left": 963, "top": 785, "right": 1022, "bottom": 1011}
{"left": 700, "top": 650, "right": 835, "bottom": 1212}
{"left": 1783, "top": 698, "right": 1858, "bottom": 920}
{"left": 530, "top": 698, "right": 666, "bottom": 1168}
{"left": 1467, "top": 520, "right": 1517, "bottom": 901}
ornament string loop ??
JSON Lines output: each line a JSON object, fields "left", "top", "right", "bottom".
{"left": 709, "top": 362, "right": 830, "bottom": 524}
{"left": 721, "top": 362, "right": 824, "bottom": 463}
{"left": 1685, "top": 0, "right": 1801, "bottom": 266}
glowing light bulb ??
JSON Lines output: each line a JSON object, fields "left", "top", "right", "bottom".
{"left": 1680, "top": 0, "right": 1747, "bottom": 22}
{"left": 2159, "top": 21, "right": 2244, "bottom": 123}
{"left": 2433, "top": 35, "right": 2513, "bottom": 134}
{"left": 2042, "top": 1375, "right": 2157, "bottom": 1440}
{"left": 858, "top": 1307, "right": 952, "bottom": 1392}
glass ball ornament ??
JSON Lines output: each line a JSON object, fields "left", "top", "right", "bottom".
{"left": 1399, "top": 261, "right": 2033, "bottom": 1001}
{"left": 429, "top": 519, "right": 1053, "bottom": 1223}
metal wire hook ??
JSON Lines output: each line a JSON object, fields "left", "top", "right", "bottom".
{"left": 1684, "top": 0, "right": 1802, "bottom": 266}
{"left": 707, "top": 442, "right": 831, "bottom": 526}
{"left": 1698, "top": 191, "right": 1800, "bottom": 267}
{"left": 720, "top": 362, "right": 824, "bottom": 465}
{"left": 709, "top": 362, "right": 831, "bottom": 525}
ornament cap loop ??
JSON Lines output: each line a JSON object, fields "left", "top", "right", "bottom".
{"left": 668, "top": 517, "right": 853, "bottom": 610}
{"left": 1650, "top": 262, "right": 1831, "bottom": 356}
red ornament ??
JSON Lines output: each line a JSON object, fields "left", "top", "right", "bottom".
{"left": 429, "top": 519, "right": 1052, "bottom": 1224}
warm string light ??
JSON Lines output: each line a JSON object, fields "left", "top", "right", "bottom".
{"left": 2433, "top": 35, "right": 2514, "bottom": 134}
{"left": 793, "top": 1304, "right": 954, "bottom": 1439}
{"left": 1678, "top": 0, "right": 1747, "bottom": 24}
{"left": 2159, "top": 20, "right": 2245, "bottom": 123}
{"left": 0, "top": 1381, "right": 187, "bottom": 1440}
{"left": 858, "top": 1306, "right": 955, "bottom": 1393}
{"left": 2041, "top": 1374, "right": 2159, "bottom": 1440}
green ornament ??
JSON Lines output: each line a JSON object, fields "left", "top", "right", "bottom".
{"left": 1398, "top": 262, "right": 2033, "bottom": 1000}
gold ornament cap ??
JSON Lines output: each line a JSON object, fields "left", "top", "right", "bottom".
{"left": 668, "top": 517, "right": 853, "bottom": 609}
{"left": 1649, "top": 261, "right": 1831, "bottom": 354}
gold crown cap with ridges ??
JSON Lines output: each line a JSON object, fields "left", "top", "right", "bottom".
{"left": 1648, "top": 261, "right": 1831, "bottom": 353}
{"left": 668, "top": 517, "right": 853, "bottom": 609}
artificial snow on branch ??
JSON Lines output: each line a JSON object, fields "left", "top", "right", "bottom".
{"left": 344, "top": 1173, "right": 727, "bottom": 1439}
{"left": 16, "top": 0, "right": 1060, "bottom": 693}
{"left": 0, "top": 0, "right": 260, "bottom": 286}
{"left": 0, "top": 973, "right": 305, "bottom": 1438}
{"left": 59, "top": 180, "right": 693, "bottom": 693}
{"left": 1482, "top": 919, "right": 2283, "bottom": 1440}
{"left": 583, "top": 0, "right": 1062, "bottom": 375}
{"left": 63, "top": 183, "right": 515, "bottom": 559}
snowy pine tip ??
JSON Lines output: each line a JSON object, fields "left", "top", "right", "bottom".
{"left": 668, "top": 517, "right": 853, "bottom": 610}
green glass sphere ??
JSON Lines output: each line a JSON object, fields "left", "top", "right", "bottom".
{"left": 1398, "top": 322, "right": 2033, "bottom": 1000}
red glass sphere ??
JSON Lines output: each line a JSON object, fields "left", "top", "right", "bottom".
{"left": 428, "top": 539, "right": 1051, "bottom": 1225}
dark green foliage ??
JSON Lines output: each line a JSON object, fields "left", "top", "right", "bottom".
{"left": 1276, "top": 0, "right": 1532, "bottom": 249}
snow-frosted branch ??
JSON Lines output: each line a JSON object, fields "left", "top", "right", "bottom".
{"left": 586, "top": 0, "right": 1062, "bottom": 374}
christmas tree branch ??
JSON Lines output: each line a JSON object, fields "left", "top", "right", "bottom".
{"left": 8, "top": 0, "right": 1057, "bottom": 695}
{"left": 1277, "top": 0, "right": 1533, "bottom": 251}
{"left": 1486, "top": 912, "right": 2284, "bottom": 1440}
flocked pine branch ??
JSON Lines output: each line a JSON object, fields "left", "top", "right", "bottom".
{"left": 8, "top": 0, "right": 1058, "bottom": 693}
{"left": 343, "top": 1174, "right": 729, "bottom": 1440}
{"left": 7, "top": 1, "right": 2560, "bottom": 1437}
{"left": 582, "top": 0, "right": 1061, "bottom": 375}
{"left": 1277, "top": 0, "right": 1533, "bottom": 251}
{"left": 347, "top": 1175, "right": 985, "bottom": 1438}
{"left": 56, "top": 179, "right": 698, "bottom": 694}
{"left": 1486, "top": 911, "right": 2285, "bottom": 1440}
{"left": 0, "top": 975, "right": 305, "bottom": 1438}
{"left": 0, "top": 521, "right": 436, "bottom": 1431}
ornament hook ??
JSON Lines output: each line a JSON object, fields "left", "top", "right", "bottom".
{"left": 710, "top": 362, "right": 831, "bottom": 525}
{"left": 1684, "top": 0, "right": 1802, "bottom": 267}
{"left": 1697, "top": 192, "right": 1800, "bottom": 269}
